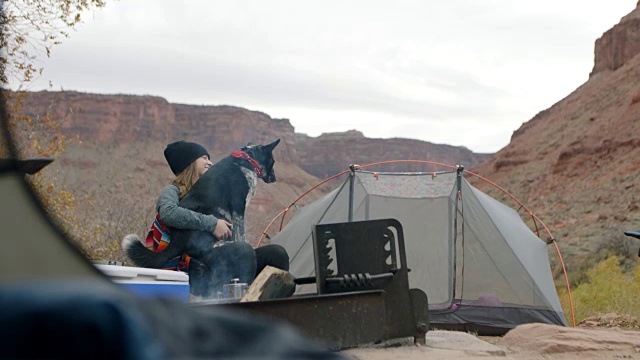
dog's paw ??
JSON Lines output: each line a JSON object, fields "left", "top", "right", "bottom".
{"left": 213, "top": 240, "right": 230, "bottom": 248}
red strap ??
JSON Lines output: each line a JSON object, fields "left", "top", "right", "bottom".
{"left": 231, "top": 150, "right": 264, "bottom": 177}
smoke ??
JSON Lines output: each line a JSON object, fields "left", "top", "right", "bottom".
{"left": 189, "top": 241, "right": 257, "bottom": 299}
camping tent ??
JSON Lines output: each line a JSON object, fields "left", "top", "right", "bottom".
{"left": 271, "top": 166, "right": 568, "bottom": 335}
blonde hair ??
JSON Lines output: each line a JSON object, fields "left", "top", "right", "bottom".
{"left": 173, "top": 161, "right": 200, "bottom": 199}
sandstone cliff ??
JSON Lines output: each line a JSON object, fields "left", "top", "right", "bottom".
{"left": 19, "top": 91, "right": 485, "bottom": 170}
{"left": 296, "top": 130, "right": 490, "bottom": 180}
{"left": 473, "top": 2, "right": 640, "bottom": 280}
{"left": 591, "top": 1, "right": 640, "bottom": 76}
{"left": 19, "top": 91, "right": 299, "bottom": 163}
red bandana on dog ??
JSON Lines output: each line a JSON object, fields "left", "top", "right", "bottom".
{"left": 231, "top": 151, "right": 263, "bottom": 177}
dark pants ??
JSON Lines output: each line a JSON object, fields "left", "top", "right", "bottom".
{"left": 255, "top": 243, "right": 290, "bottom": 275}
{"left": 189, "top": 243, "right": 289, "bottom": 298}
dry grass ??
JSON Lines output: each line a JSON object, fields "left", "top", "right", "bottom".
{"left": 559, "top": 256, "right": 640, "bottom": 327}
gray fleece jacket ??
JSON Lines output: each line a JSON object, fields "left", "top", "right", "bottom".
{"left": 156, "top": 184, "right": 218, "bottom": 232}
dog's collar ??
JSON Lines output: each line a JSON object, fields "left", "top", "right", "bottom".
{"left": 231, "top": 151, "right": 264, "bottom": 177}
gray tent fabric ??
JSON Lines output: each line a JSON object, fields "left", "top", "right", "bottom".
{"left": 0, "top": 171, "right": 108, "bottom": 282}
{"left": 272, "top": 170, "right": 567, "bottom": 334}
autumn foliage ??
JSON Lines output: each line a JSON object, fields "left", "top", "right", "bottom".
{"left": 1, "top": 0, "right": 114, "bottom": 260}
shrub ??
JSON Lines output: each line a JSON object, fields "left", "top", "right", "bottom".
{"left": 559, "top": 256, "right": 640, "bottom": 325}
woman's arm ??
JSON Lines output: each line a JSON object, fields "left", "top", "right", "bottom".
{"left": 156, "top": 185, "right": 218, "bottom": 231}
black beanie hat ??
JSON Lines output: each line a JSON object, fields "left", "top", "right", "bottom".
{"left": 164, "top": 141, "right": 210, "bottom": 175}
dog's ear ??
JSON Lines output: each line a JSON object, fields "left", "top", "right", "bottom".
{"left": 264, "top": 139, "right": 280, "bottom": 152}
{"left": 241, "top": 142, "right": 254, "bottom": 151}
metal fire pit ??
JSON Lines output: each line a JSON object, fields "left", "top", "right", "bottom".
{"left": 200, "top": 218, "right": 429, "bottom": 350}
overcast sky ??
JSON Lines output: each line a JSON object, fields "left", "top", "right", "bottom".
{"left": 16, "top": 0, "right": 638, "bottom": 153}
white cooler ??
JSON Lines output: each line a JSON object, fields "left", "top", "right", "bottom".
{"left": 95, "top": 264, "right": 190, "bottom": 302}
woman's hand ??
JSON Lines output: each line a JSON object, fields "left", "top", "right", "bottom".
{"left": 213, "top": 220, "right": 233, "bottom": 240}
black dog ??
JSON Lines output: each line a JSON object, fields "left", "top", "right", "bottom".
{"left": 123, "top": 139, "right": 280, "bottom": 273}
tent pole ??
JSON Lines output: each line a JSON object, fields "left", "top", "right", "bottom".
{"left": 452, "top": 165, "right": 465, "bottom": 302}
{"left": 456, "top": 165, "right": 464, "bottom": 195}
{"left": 348, "top": 164, "right": 358, "bottom": 222}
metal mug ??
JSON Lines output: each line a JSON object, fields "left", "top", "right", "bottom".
{"left": 222, "top": 278, "right": 248, "bottom": 299}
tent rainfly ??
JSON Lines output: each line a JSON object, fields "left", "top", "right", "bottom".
{"left": 270, "top": 166, "right": 569, "bottom": 335}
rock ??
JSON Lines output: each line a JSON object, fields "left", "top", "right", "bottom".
{"left": 591, "top": 3, "right": 640, "bottom": 76}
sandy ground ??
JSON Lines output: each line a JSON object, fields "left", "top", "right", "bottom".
{"left": 342, "top": 322, "right": 640, "bottom": 360}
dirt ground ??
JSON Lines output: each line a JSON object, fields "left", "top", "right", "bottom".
{"left": 342, "top": 314, "right": 640, "bottom": 360}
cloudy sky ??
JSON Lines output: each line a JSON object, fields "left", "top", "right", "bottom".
{"left": 17, "top": 0, "right": 637, "bottom": 153}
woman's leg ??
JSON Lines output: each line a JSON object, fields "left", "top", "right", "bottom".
{"left": 254, "top": 244, "right": 289, "bottom": 277}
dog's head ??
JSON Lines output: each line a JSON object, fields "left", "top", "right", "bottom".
{"left": 241, "top": 139, "right": 280, "bottom": 183}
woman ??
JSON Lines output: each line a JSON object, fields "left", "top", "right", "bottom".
{"left": 141, "top": 140, "right": 289, "bottom": 299}
{"left": 144, "top": 140, "right": 232, "bottom": 269}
